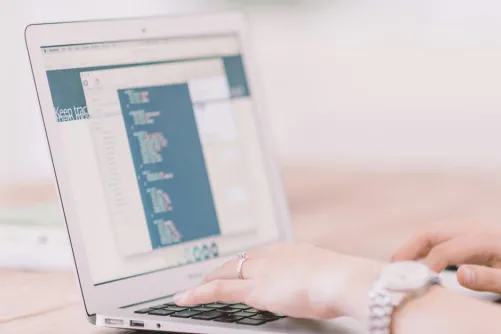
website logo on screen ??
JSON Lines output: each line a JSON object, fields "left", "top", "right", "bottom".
{"left": 55, "top": 105, "right": 89, "bottom": 122}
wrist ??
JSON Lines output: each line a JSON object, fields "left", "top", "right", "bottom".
{"left": 308, "top": 253, "right": 384, "bottom": 321}
{"left": 337, "top": 257, "right": 384, "bottom": 322}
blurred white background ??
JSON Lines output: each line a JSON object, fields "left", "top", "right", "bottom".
{"left": 3, "top": 2, "right": 501, "bottom": 323}
{"left": 3, "top": 0, "right": 501, "bottom": 185}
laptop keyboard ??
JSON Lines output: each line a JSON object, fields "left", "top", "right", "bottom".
{"left": 134, "top": 302, "right": 285, "bottom": 326}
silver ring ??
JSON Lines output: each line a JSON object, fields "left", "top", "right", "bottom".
{"left": 236, "top": 252, "right": 248, "bottom": 280}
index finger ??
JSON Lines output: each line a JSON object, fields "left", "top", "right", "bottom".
{"left": 391, "top": 230, "right": 458, "bottom": 262}
{"left": 423, "top": 234, "right": 501, "bottom": 272}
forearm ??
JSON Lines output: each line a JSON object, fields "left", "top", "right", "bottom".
{"left": 343, "top": 260, "right": 501, "bottom": 334}
{"left": 393, "top": 286, "right": 501, "bottom": 334}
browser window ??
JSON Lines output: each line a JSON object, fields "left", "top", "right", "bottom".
{"left": 40, "top": 35, "right": 280, "bottom": 285}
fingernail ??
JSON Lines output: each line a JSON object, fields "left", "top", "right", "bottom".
{"left": 462, "top": 266, "right": 476, "bottom": 286}
{"left": 174, "top": 290, "right": 192, "bottom": 305}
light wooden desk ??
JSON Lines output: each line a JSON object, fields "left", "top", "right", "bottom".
{"left": 2, "top": 167, "right": 501, "bottom": 333}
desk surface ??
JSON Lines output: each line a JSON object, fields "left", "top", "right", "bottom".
{"left": 2, "top": 167, "right": 501, "bottom": 333}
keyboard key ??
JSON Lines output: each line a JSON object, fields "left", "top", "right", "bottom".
{"left": 243, "top": 308, "right": 261, "bottom": 314}
{"left": 217, "top": 306, "right": 239, "bottom": 314}
{"left": 148, "top": 309, "right": 175, "bottom": 316}
{"left": 163, "top": 302, "right": 177, "bottom": 306}
{"left": 237, "top": 318, "right": 267, "bottom": 326}
{"left": 149, "top": 304, "right": 167, "bottom": 310}
{"left": 192, "top": 311, "right": 225, "bottom": 320}
{"left": 190, "top": 307, "right": 209, "bottom": 312}
{"left": 203, "top": 303, "right": 228, "bottom": 309}
{"left": 261, "top": 311, "right": 286, "bottom": 318}
{"left": 170, "top": 310, "right": 203, "bottom": 318}
{"left": 250, "top": 314, "right": 280, "bottom": 322}
{"left": 134, "top": 308, "right": 153, "bottom": 314}
{"left": 231, "top": 311, "right": 253, "bottom": 318}
{"left": 229, "top": 304, "right": 251, "bottom": 310}
{"left": 163, "top": 306, "right": 187, "bottom": 312}
{"left": 214, "top": 315, "right": 245, "bottom": 323}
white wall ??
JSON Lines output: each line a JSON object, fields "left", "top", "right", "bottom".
{"left": 0, "top": 1, "right": 19, "bottom": 183}
{"left": 245, "top": 1, "right": 501, "bottom": 168}
{"left": 3, "top": 0, "right": 501, "bottom": 184}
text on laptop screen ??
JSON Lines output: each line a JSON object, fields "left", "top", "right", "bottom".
{"left": 40, "top": 35, "right": 280, "bottom": 285}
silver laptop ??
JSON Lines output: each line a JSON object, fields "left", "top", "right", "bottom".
{"left": 25, "top": 11, "right": 354, "bottom": 334}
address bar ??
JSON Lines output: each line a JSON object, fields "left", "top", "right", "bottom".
{"left": 43, "top": 36, "right": 240, "bottom": 71}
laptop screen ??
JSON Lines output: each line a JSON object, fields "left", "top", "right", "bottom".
{"left": 40, "top": 34, "right": 280, "bottom": 286}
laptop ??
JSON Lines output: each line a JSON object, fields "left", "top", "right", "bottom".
{"left": 25, "top": 11, "right": 354, "bottom": 334}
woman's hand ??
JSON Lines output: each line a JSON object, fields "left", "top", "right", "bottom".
{"left": 392, "top": 227, "right": 501, "bottom": 294}
{"left": 174, "top": 242, "right": 383, "bottom": 321}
